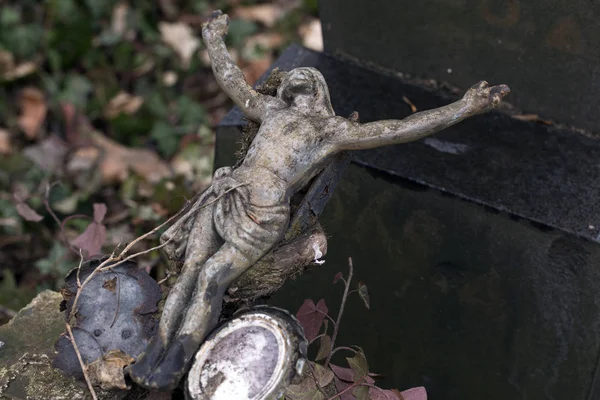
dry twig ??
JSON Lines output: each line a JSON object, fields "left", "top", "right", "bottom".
{"left": 402, "top": 96, "right": 417, "bottom": 113}
{"left": 66, "top": 323, "right": 98, "bottom": 400}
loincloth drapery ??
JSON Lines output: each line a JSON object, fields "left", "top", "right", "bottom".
{"left": 160, "top": 167, "right": 290, "bottom": 262}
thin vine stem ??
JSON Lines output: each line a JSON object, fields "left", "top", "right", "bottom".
{"left": 325, "top": 257, "right": 353, "bottom": 368}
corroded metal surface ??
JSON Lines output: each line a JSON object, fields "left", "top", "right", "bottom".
{"left": 53, "top": 259, "right": 161, "bottom": 380}
{"left": 187, "top": 307, "right": 306, "bottom": 400}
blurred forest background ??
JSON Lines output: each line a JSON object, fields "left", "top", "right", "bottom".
{"left": 0, "top": 0, "right": 321, "bottom": 325}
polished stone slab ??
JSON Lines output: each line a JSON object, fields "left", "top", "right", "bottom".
{"left": 319, "top": 0, "right": 600, "bottom": 132}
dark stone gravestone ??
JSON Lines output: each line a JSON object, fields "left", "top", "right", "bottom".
{"left": 319, "top": 0, "right": 600, "bottom": 133}
{"left": 216, "top": 44, "right": 600, "bottom": 400}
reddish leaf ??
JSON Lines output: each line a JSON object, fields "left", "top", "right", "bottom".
{"left": 333, "top": 271, "right": 343, "bottom": 284}
{"left": 15, "top": 202, "right": 43, "bottom": 222}
{"left": 330, "top": 364, "right": 355, "bottom": 382}
{"left": 358, "top": 281, "right": 370, "bottom": 310}
{"left": 296, "top": 298, "right": 328, "bottom": 342}
{"left": 331, "top": 363, "right": 376, "bottom": 384}
{"left": 72, "top": 222, "right": 107, "bottom": 257}
{"left": 93, "top": 203, "right": 107, "bottom": 223}
{"left": 400, "top": 387, "right": 427, "bottom": 400}
{"left": 315, "top": 299, "right": 327, "bottom": 313}
{"left": 333, "top": 376, "right": 356, "bottom": 400}
{"left": 71, "top": 203, "right": 108, "bottom": 257}
{"left": 370, "top": 388, "right": 401, "bottom": 400}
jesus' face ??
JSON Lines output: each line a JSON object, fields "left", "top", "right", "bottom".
{"left": 276, "top": 68, "right": 334, "bottom": 117}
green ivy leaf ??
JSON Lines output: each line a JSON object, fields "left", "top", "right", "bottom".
{"left": 353, "top": 385, "right": 370, "bottom": 400}
{"left": 0, "top": 7, "right": 20, "bottom": 26}
{"left": 34, "top": 242, "right": 67, "bottom": 276}
{"left": 51, "top": 0, "right": 80, "bottom": 23}
{"left": 151, "top": 121, "right": 178, "bottom": 158}
{"left": 227, "top": 19, "right": 258, "bottom": 47}
{"left": 145, "top": 92, "right": 169, "bottom": 119}
{"left": 0, "top": 269, "right": 35, "bottom": 311}
{"left": 5, "top": 25, "right": 44, "bottom": 58}
{"left": 177, "top": 96, "right": 206, "bottom": 125}
{"left": 358, "top": 281, "right": 370, "bottom": 310}
{"left": 315, "top": 335, "right": 332, "bottom": 361}
{"left": 284, "top": 362, "right": 332, "bottom": 400}
{"left": 346, "top": 351, "right": 369, "bottom": 382}
{"left": 84, "top": 0, "right": 114, "bottom": 19}
{"left": 59, "top": 74, "right": 93, "bottom": 107}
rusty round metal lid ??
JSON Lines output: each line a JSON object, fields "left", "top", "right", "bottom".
{"left": 187, "top": 306, "right": 306, "bottom": 400}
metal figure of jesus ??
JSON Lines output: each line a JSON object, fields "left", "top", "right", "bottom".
{"left": 129, "top": 10, "right": 510, "bottom": 389}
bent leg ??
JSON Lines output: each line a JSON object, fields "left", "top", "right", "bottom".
{"left": 128, "top": 203, "right": 221, "bottom": 388}
{"left": 141, "top": 242, "right": 262, "bottom": 389}
{"left": 159, "top": 205, "right": 222, "bottom": 342}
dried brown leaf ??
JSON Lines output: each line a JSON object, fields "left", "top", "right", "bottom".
{"left": 242, "top": 55, "right": 273, "bottom": 85}
{"left": 18, "top": 87, "right": 47, "bottom": 139}
{"left": 0, "top": 50, "right": 37, "bottom": 81}
{"left": 512, "top": 113, "right": 553, "bottom": 125}
{"left": 102, "top": 277, "right": 117, "bottom": 294}
{"left": 111, "top": 3, "right": 129, "bottom": 36}
{"left": 402, "top": 96, "right": 418, "bottom": 113}
{"left": 86, "top": 131, "right": 171, "bottom": 184}
{"left": 159, "top": 22, "right": 200, "bottom": 68}
{"left": 244, "top": 33, "right": 284, "bottom": 51}
{"left": 233, "top": 4, "right": 284, "bottom": 27}
{"left": 299, "top": 19, "right": 323, "bottom": 51}
{"left": 15, "top": 201, "right": 43, "bottom": 222}
{"left": 104, "top": 92, "right": 144, "bottom": 118}
{"left": 87, "top": 349, "right": 134, "bottom": 390}
{"left": 0, "top": 129, "right": 12, "bottom": 154}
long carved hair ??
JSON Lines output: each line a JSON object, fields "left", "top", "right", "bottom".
{"left": 236, "top": 68, "right": 335, "bottom": 165}
{"left": 276, "top": 67, "right": 335, "bottom": 118}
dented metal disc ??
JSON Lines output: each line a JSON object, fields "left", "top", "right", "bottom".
{"left": 187, "top": 306, "right": 307, "bottom": 400}
{"left": 53, "top": 258, "right": 161, "bottom": 380}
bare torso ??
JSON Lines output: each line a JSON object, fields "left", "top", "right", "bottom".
{"left": 232, "top": 107, "right": 336, "bottom": 207}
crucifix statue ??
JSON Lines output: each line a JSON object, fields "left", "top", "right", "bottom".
{"left": 128, "top": 10, "right": 510, "bottom": 390}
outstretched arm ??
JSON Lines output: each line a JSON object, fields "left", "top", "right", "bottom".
{"left": 330, "top": 81, "right": 510, "bottom": 151}
{"left": 202, "top": 11, "right": 276, "bottom": 122}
